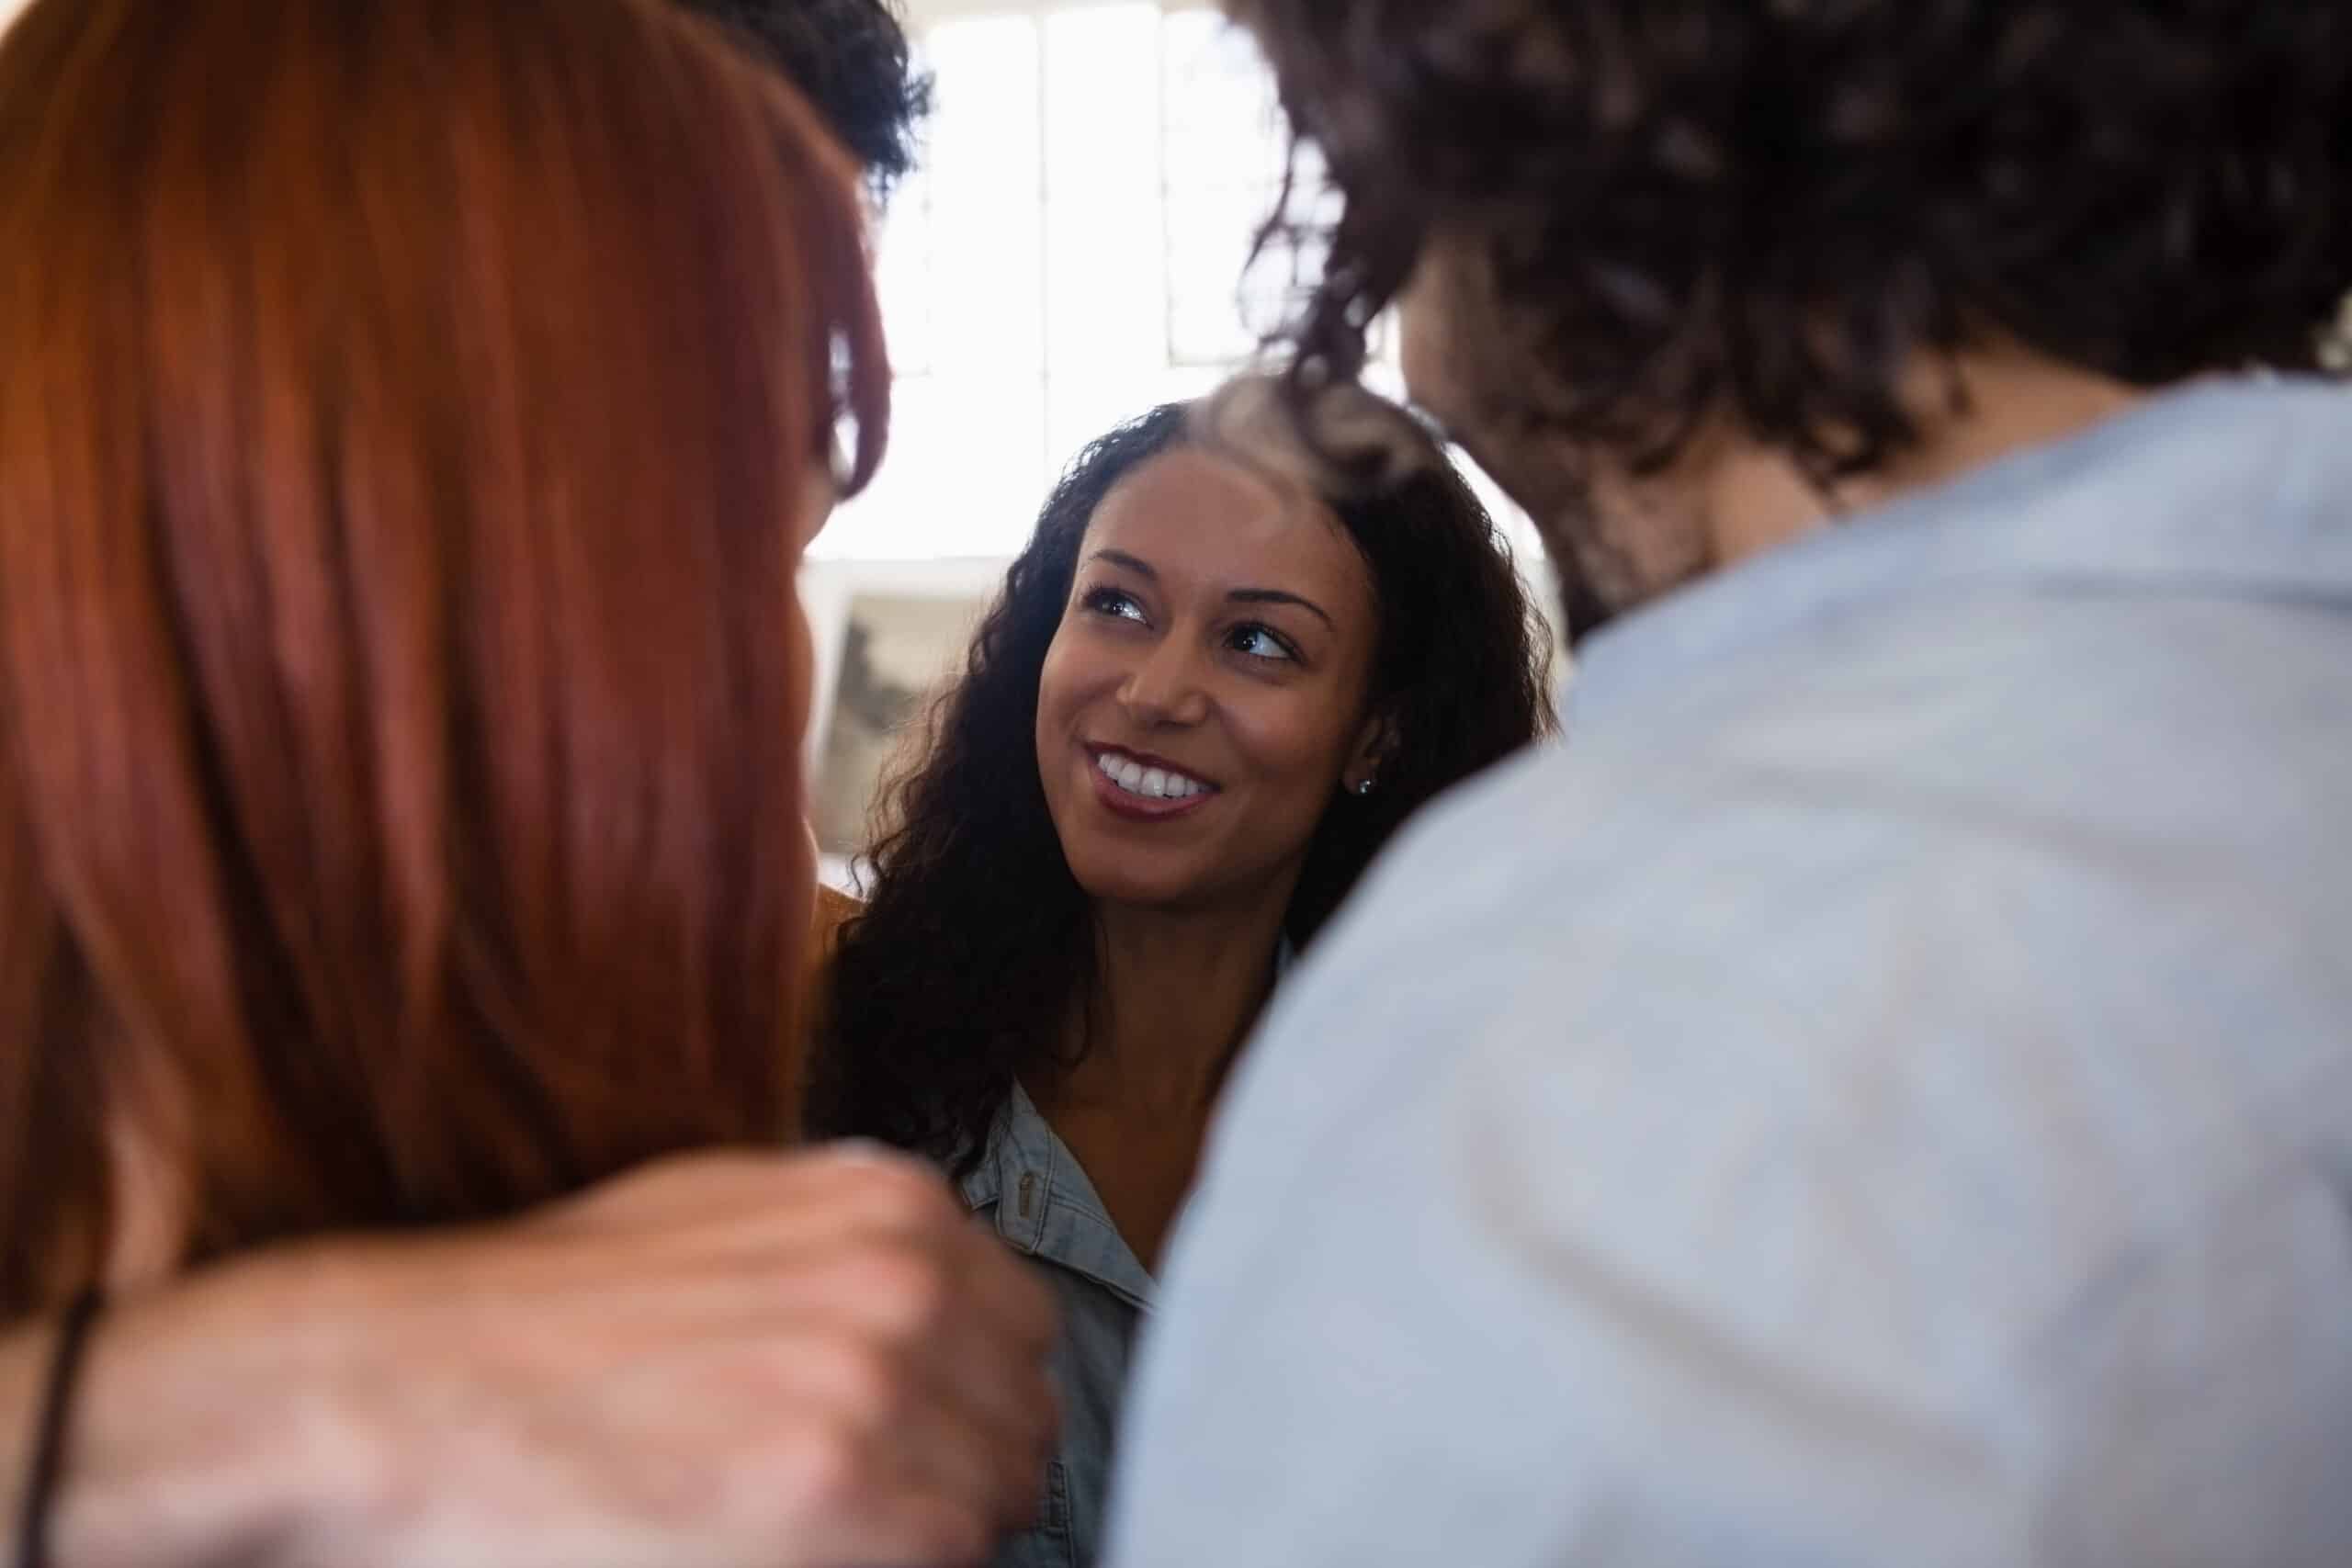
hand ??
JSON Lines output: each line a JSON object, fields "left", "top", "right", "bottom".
{"left": 51, "top": 1145, "right": 1058, "bottom": 1568}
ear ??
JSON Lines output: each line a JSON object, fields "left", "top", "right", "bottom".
{"left": 1340, "top": 707, "right": 1399, "bottom": 796}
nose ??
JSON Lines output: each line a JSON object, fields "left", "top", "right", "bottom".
{"left": 1118, "top": 633, "right": 1211, "bottom": 728}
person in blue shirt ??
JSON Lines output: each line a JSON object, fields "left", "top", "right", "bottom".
{"left": 1104, "top": 6, "right": 2352, "bottom": 1567}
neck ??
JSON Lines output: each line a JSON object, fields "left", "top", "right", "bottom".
{"left": 1050, "top": 887, "right": 1293, "bottom": 1116}
{"left": 1698, "top": 346, "right": 2151, "bottom": 573}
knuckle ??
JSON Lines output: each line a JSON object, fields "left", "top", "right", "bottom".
{"left": 817, "top": 1143, "right": 948, "bottom": 1213}
{"left": 859, "top": 1244, "right": 956, "bottom": 1334}
{"left": 861, "top": 1165, "right": 956, "bottom": 1232}
{"left": 842, "top": 1241, "right": 959, "bottom": 1335}
{"left": 829, "top": 1337, "right": 916, "bottom": 1426}
{"left": 782, "top": 1421, "right": 872, "bottom": 1520}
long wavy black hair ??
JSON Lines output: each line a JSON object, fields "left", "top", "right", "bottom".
{"left": 804, "top": 379, "right": 1553, "bottom": 1169}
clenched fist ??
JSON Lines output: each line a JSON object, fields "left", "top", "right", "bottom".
{"left": 22, "top": 1145, "right": 1057, "bottom": 1568}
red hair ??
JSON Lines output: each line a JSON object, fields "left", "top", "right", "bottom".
{"left": 0, "top": 0, "right": 888, "bottom": 1310}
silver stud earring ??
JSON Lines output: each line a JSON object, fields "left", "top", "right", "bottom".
{"left": 2321, "top": 286, "right": 2352, "bottom": 374}
{"left": 1354, "top": 778, "right": 1375, "bottom": 796}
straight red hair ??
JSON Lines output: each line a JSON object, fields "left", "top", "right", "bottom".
{"left": 0, "top": 0, "right": 889, "bottom": 1311}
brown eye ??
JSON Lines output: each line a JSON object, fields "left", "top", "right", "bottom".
{"left": 1083, "top": 586, "right": 1148, "bottom": 624}
{"left": 1227, "top": 625, "right": 1297, "bottom": 662}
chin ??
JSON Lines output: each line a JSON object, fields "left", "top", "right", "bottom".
{"left": 1068, "top": 862, "right": 1199, "bottom": 910}
{"left": 1059, "top": 836, "right": 1206, "bottom": 908}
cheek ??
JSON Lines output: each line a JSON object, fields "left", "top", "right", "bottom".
{"left": 1034, "top": 632, "right": 1074, "bottom": 747}
{"left": 1034, "top": 625, "right": 1120, "bottom": 734}
{"left": 1033, "top": 627, "right": 1095, "bottom": 782}
{"left": 1225, "top": 693, "right": 1354, "bottom": 808}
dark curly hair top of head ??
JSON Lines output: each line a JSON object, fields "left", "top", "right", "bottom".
{"left": 1234, "top": 0, "right": 2352, "bottom": 480}
{"left": 804, "top": 378, "right": 1555, "bottom": 1171}
{"left": 679, "top": 0, "right": 931, "bottom": 191}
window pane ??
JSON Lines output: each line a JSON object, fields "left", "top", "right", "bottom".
{"left": 816, "top": 375, "right": 1047, "bottom": 560}
{"left": 924, "top": 16, "right": 1044, "bottom": 378}
{"left": 872, "top": 164, "right": 934, "bottom": 377}
{"left": 1161, "top": 9, "right": 1285, "bottom": 190}
{"left": 1043, "top": 5, "right": 1166, "bottom": 378}
{"left": 1162, "top": 10, "right": 1291, "bottom": 367}
{"left": 1166, "top": 188, "right": 1312, "bottom": 366}
{"left": 832, "top": 6, "right": 1363, "bottom": 565}
{"left": 1045, "top": 6, "right": 1160, "bottom": 199}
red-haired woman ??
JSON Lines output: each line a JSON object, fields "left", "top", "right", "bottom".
{"left": 0, "top": 1, "right": 1049, "bottom": 1563}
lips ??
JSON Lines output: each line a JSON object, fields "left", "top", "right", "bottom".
{"left": 1085, "top": 744, "right": 1219, "bottom": 820}
{"left": 1091, "top": 745, "right": 1216, "bottom": 801}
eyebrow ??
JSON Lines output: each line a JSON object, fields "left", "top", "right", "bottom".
{"left": 1087, "top": 548, "right": 1337, "bottom": 630}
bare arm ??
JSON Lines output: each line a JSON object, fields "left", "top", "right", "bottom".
{"left": 4, "top": 1146, "right": 1057, "bottom": 1568}
{"left": 1, "top": 1255, "right": 358, "bottom": 1568}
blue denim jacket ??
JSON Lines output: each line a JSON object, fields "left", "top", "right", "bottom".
{"left": 962, "top": 1081, "right": 1156, "bottom": 1568}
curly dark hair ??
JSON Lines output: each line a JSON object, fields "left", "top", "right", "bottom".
{"left": 1237, "top": 1, "right": 2352, "bottom": 483}
{"left": 804, "top": 381, "right": 1555, "bottom": 1169}
{"left": 681, "top": 0, "right": 931, "bottom": 192}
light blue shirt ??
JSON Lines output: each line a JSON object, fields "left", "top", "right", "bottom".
{"left": 965, "top": 1081, "right": 1156, "bottom": 1568}
{"left": 1105, "top": 378, "right": 2352, "bottom": 1568}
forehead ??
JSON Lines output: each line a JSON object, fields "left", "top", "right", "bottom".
{"left": 1083, "top": 446, "right": 1374, "bottom": 608}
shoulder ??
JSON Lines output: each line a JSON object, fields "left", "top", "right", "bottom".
{"left": 1129, "top": 704, "right": 2352, "bottom": 1563}
{"left": 1281, "top": 544, "right": 2352, "bottom": 1054}
{"left": 786, "top": 884, "right": 866, "bottom": 1129}
{"left": 810, "top": 882, "right": 863, "bottom": 958}
{"left": 1183, "top": 592, "right": 2352, "bottom": 1341}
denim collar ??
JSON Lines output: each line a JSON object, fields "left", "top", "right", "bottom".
{"left": 961, "top": 1079, "right": 1158, "bottom": 1313}
{"left": 954, "top": 941, "right": 1299, "bottom": 1311}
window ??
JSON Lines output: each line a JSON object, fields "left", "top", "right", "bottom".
{"left": 817, "top": 4, "right": 1304, "bottom": 560}
{"left": 817, "top": 2, "right": 1544, "bottom": 594}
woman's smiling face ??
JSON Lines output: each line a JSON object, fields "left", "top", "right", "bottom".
{"left": 1034, "top": 446, "right": 1384, "bottom": 917}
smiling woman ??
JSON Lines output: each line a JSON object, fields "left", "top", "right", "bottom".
{"left": 1038, "top": 445, "right": 1386, "bottom": 913}
{"left": 802, "top": 371, "right": 1552, "bottom": 1568}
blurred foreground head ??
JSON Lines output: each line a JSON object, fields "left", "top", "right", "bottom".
{"left": 1237, "top": 0, "right": 2352, "bottom": 629}
{"left": 0, "top": 0, "right": 888, "bottom": 1309}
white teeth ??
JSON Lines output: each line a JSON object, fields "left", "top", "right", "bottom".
{"left": 1095, "top": 751, "right": 1208, "bottom": 801}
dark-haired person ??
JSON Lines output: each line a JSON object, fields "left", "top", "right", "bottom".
{"left": 687, "top": 0, "right": 929, "bottom": 197}
{"left": 805, "top": 373, "right": 1553, "bottom": 1567}
{"left": 1105, "top": 5, "right": 2352, "bottom": 1566}
{"left": 0, "top": 5, "right": 1052, "bottom": 1568}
